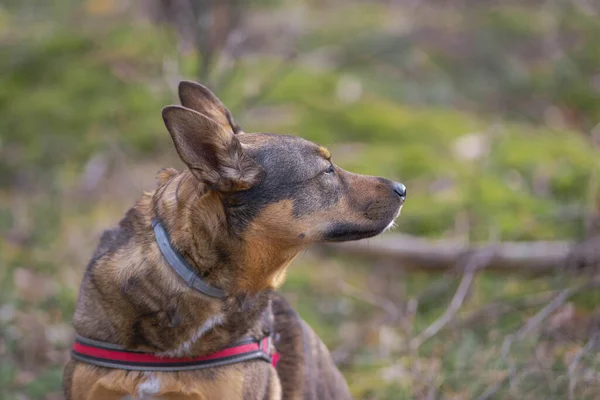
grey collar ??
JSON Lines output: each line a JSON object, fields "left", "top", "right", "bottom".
{"left": 152, "top": 219, "right": 226, "bottom": 298}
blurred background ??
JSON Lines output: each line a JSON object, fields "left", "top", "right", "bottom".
{"left": 1, "top": 0, "right": 600, "bottom": 398}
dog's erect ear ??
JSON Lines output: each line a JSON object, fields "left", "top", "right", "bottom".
{"left": 162, "top": 105, "right": 263, "bottom": 192}
{"left": 178, "top": 81, "right": 243, "bottom": 135}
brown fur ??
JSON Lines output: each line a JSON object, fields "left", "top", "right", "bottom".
{"left": 64, "top": 81, "right": 405, "bottom": 399}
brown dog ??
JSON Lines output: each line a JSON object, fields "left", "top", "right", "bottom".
{"left": 63, "top": 81, "right": 406, "bottom": 399}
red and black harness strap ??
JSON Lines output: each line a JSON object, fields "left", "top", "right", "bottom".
{"left": 72, "top": 334, "right": 280, "bottom": 372}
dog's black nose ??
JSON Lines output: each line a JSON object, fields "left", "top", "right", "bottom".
{"left": 393, "top": 182, "right": 406, "bottom": 200}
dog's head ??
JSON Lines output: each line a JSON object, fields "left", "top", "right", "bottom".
{"left": 161, "top": 81, "right": 406, "bottom": 291}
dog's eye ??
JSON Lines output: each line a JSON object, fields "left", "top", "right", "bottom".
{"left": 324, "top": 165, "right": 335, "bottom": 174}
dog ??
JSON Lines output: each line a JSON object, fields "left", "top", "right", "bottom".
{"left": 63, "top": 81, "right": 406, "bottom": 399}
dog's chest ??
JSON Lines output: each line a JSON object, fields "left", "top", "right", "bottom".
{"left": 136, "top": 373, "right": 161, "bottom": 399}
{"left": 157, "top": 313, "right": 225, "bottom": 358}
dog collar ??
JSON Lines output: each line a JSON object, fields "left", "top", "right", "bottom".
{"left": 72, "top": 334, "right": 280, "bottom": 371}
{"left": 152, "top": 219, "right": 226, "bottom": 298}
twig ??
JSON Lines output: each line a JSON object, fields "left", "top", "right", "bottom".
{"left": 476, "top": 362, "right": 534, "bottom": 400}
{"left": 568, "top": 331, "right": 600, "bottom": 400}
{"left": 409, "top": 246, "right": 498, "bottom": 350}
{"left": 454, "top": 291, "right": 556, "bottom": 329}
{"left": 426, "top": 375, "right": 438, "bottom": 400}
{"left": 502, "top": 277, "right": 600, "bottom": 359}
{"left": 516, "top": 287, "right": 576, "bottom": 339}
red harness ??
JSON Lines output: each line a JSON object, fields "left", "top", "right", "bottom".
{"left": 72, "top": 334, "right": 280, "bottom": 372}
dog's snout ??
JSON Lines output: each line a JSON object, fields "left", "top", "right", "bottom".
{"left": 393, "top": 182, "right": 406, "bottom": 200}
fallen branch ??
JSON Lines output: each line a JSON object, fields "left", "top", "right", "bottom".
{"left": 318, "top": 234, "right": 600, "bottom": 273}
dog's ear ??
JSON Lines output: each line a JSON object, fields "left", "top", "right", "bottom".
{"left": 162, "top": 105, "right": 263, "bottom": 192}
{"left": 178, "top": 81, "right": 243, "bottom": 135}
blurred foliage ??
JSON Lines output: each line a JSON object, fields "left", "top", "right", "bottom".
{"left": 0, "top": 6, "right": 175, "bottom": 189}
{"left": 1, "top": 0, "right": 599, "bottom": 399}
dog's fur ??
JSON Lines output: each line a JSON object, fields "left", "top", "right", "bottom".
{"left": 63, "top": 81, "right": 405, "bottom": 399}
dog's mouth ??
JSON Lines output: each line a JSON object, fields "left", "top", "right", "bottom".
{"left": 323, "top": 204, "right": 403, "bottom": 242}
{"left": 322, "top": 224, "right": 385, "bottom": 242}
{"left": 383, "top": 204, "right": 403, "bottom": 233}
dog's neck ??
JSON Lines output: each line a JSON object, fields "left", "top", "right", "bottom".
{"left": 73, "top": 169, "right": 299, "bottom": 357}
{"left": 153, "top": 170, "right": 304, "bottom": 295}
